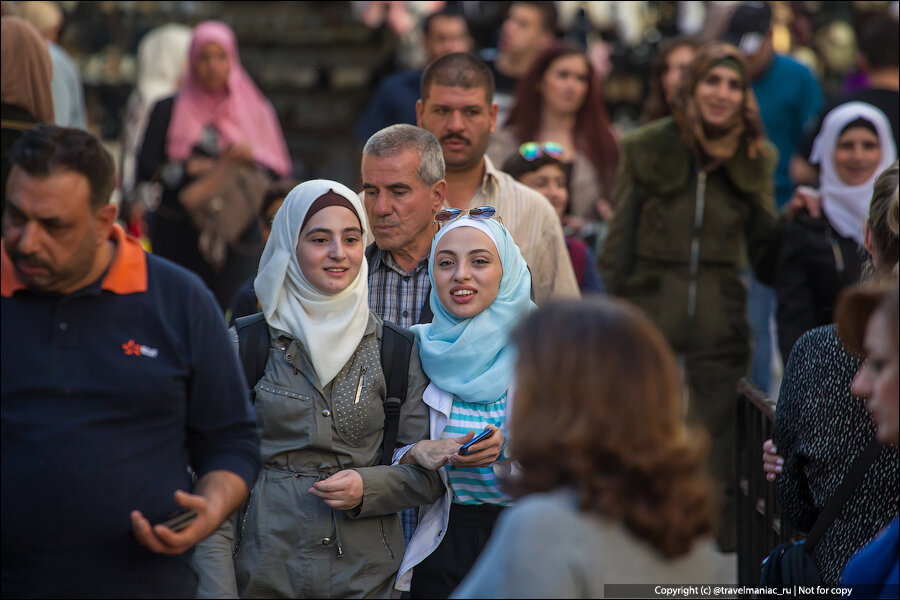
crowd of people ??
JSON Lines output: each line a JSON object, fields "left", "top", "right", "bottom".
{"left": 2, "top": 1, "right": 899, "bottom": 599}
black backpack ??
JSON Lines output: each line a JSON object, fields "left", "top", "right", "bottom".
{"left": 234, "top": 312, "right": 414, "bottom": 466}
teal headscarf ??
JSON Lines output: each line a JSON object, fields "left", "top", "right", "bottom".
{"left": 411, "top": 217, "right": 536, "bottom": 404}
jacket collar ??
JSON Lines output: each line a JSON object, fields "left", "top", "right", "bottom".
{"left": 1, "top": 224, "right": 148, "bottom": 297}
{"left": 629, "top": 117, "right": 773, "bottom": 196}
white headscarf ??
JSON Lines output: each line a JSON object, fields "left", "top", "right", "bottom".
{"left": 811, "top": 102, "right": 897, "bottom": 246}
{"left": 254, "top": 179, "right": 371, "bottom": 387}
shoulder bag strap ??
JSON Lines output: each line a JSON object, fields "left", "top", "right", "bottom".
{"left": 804, "top": 438, "right": 883, "bottom": 552}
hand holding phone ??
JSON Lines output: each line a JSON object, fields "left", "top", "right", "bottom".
{"left": 458, "top": 427, "right": 494, "bottom": 456}
{"left": 157, "top": 509, "right": 198, "bottom": 532}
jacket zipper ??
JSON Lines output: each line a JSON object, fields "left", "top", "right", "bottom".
{"left": 233, "top": 487, "right": 253, "bottom": 555}
{"left": 687, "top": 170, "right": 707, "bottom": 320}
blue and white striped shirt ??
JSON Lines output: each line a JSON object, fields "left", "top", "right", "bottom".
{"left": 442, "top": 394, "right": 510, "bottom": 506}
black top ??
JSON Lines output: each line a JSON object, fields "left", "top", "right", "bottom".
{"left": 773, "top": 325, "right": 899, "bottom": 586}
{"left": 485, "top": 58, "right": 519, "bottom": 96}
{"left": 773, "top": 211, "right": 864, "bottom": 360}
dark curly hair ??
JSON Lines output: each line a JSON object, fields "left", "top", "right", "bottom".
{"left": 508, "top": 298, "right": 717, "bottom": 558}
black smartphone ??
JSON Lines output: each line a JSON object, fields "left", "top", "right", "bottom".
{"left": 458, "top": 427, "right": 494, "bottom": 456}
{"left": 158, "top": 509, "right": 198, "bottom": 532}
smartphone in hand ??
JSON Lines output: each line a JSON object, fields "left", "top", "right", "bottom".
{"left": 157, "top": 509, "right": 198, "bottom": 532}
{"left": 458, "top": 427, "right": 494, "bottom": 456}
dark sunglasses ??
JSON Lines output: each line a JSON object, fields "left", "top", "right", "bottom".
{"left": 518, "top": 141, "right": 564, "bottom": 161}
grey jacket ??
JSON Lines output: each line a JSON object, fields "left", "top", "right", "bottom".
{"left": 453, "top": 488, "right": 723, "bottom": 598}
{"left": 193, "top": 312, "right": 444, "bottom": 599}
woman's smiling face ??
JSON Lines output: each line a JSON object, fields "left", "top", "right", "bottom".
{"left": 833, "top": 126, "right": 882, "bottom": 186}
{"left": 296, "top": 206, "right": 363, "bottom": 295}
{"left": 433, "top": 226, "right": 502, "bottom": 319}
{"left": 693, "top": 65, "right": 743, "bottom": 128}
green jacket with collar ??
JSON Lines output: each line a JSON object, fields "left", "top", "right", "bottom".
{"left": 599, "top": 117, "right": 781, "bottom": 356}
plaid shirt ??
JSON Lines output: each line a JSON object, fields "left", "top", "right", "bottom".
{"left": 366, "top": 245, "right": 431, "bottom": 545}
{"left": 367, "top": 246, "right": 431, "bottom": 329}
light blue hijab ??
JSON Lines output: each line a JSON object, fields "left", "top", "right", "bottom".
{"left": 411, "top": 217, "right": 536, "bottom": 404}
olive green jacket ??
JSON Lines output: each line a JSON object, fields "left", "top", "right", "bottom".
{"left": 599, "top": 117, "right": 782, "bottom": 356}
{"left": 193, "top": 312, "right": 443, "bottom": 599}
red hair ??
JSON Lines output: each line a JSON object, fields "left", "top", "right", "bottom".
{"left": 504, "top": 41, "right": 619, "bottom": 194}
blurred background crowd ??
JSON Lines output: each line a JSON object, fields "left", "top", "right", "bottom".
{"left": 0, "top": 1, "right": 895, "bottom": 186}
{"left": 2, "top": 1, "right": 899, "bottom": 592}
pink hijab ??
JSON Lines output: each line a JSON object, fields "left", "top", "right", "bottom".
{"left": 166, "top": 21, "right": 291, "bottom": 177}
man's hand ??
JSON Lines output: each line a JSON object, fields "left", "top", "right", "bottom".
{"left": 131, "top": 490, "right": 220, "bottom": 555}
{"left": 130, "top": 470, "right": 247, "bottom": 555}
{"left": 309, "top": 470, "right": 364, "bottom": 511}
{"left": 447, "top": 425, "right": 505, "bottom": 470}
{"left": 787, "top": 186, "right": 822, "bottom": 220}
{"left": 762, "top": 438, "right": 784, "bottom": 482}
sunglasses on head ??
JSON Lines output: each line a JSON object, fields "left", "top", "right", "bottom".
{"left": 519, "top": 141, "right": 564, "bottom": 161}
{"left": 432, "top": 205, "right": 502, "bottom": 235}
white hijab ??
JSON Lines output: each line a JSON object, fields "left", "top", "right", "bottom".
{"left": 811, "top": 101, "right": 897, "bottom": 246}
{"left": 254, "top": 179, "right": 371, "bottom": 387}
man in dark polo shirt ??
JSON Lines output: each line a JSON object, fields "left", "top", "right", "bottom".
{"left": 1, "top": 125, "right": 261, "bottom": 598}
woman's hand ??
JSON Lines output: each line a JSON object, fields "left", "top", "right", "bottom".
{"left": 309, "top": 470, "right": 363, "bottom": 510}
{"left": 787, "top": 186, "right": 822, "bottom": 220}
{"left": 562, "top": 214, "right": 587, "bottom": 235}
{"left": 185, "top": 157, "right": 217, "bottom": 177}
{"left": 447, "top": 425, "right": 505, "bottom": 470}
{"left": 596, "top": 198, "right": 614, "bottom": 221}
{"left": 401, "top": 433, "right": 476, "bottom": 470}
{"left": 762, "top": 438, "right": 784, "bottom": 482}
{"left": 222, "top": 143, "right": 254, "bottom": 164}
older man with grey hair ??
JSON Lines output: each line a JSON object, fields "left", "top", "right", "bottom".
{"left": 362, "top": 124, "right": 447, "bottom": 329}
{"left": 361, "top": 124, "right": 447, "bottom": 548}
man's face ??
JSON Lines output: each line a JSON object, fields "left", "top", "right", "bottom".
{"left": 499, "top": 3, "right": 551, "bottom": 56}
{"left": 741, "top": 32, "right": 774, "bottom": 80}
{"left": 417, "top": 84, "right": 497, "bottom": 173}
{"left": 424, "top": 15, "right": 472, "bottom": 62}
{"left": 361, "top": 149, "right": 444, "bottom": 258}
{"left": 3, "top": 167, "right": 114, "bottom": 293}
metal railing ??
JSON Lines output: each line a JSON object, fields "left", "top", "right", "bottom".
{"left": 736, "top": 377, "right": 802, "bottom": 586}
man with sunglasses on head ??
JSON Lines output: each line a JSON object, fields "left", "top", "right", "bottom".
{"left": 416, "top": 52, "right": 579, "bottom": 305}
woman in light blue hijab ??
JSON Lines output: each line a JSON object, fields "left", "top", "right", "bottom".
{"left": 393, "top": 214, "right": 536, "bottom": 598}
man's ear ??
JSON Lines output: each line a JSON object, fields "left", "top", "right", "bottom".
{"left": 489, "top": 102, "right": 498, "bottom": 134}
{"left": 94, "top": 203, "right": 118, "bottom": 246}
{"left": 431, "top": 179, "right": 447, "bottom": 211}
{"left": 416, "top": 99, "right": 424, "bottom": 127}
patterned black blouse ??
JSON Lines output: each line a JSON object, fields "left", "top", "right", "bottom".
{"left": 773, "top": 325, "right": 899, "bottom": 585}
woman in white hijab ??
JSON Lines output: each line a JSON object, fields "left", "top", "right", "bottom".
{"left": 192, "top": 180, "right": 443, "bottom": 599}
{"left": 775, "top": 101, "right": 896, "bottom": 361}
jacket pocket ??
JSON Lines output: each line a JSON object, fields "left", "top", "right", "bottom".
{"left": 253, "top": 383, "right": 313, "bottom": 445}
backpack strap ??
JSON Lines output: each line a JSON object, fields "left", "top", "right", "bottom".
{"left": 235, "top": 312, "right": 270, "bottom": 401}
{"left": 379, "top": 321, "right": 415, "bottom": 465}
